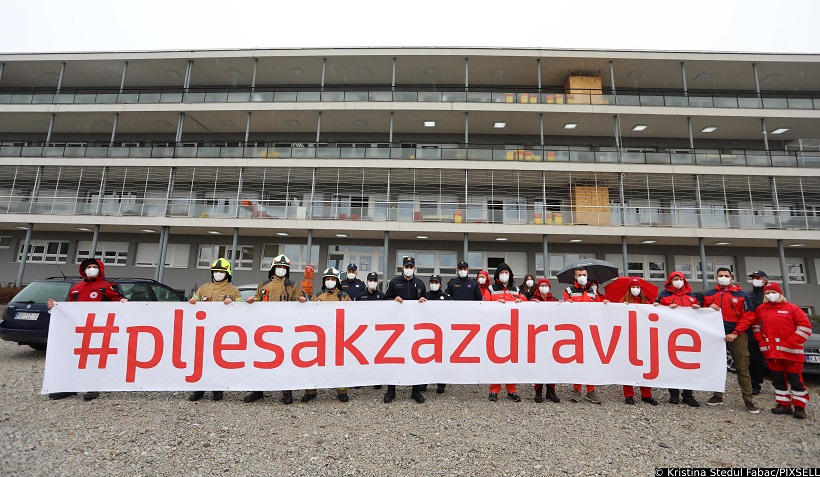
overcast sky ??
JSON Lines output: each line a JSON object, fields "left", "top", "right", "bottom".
{"left": 1, "top": 0, "right": 819, "bottom": 54}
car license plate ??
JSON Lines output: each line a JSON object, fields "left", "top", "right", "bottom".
{"left": 14, "top": 311, "right": 39, "bottom": 321}
{"left": 807, "top": 355, "right": 820, "bottom": 364}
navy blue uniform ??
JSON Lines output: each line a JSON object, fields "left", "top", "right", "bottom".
{"left": 445, "top": 276, "right": 483, "bottom": 301}
{"left": 355, "top": 288, "right": 386, "bottom": 301}
{"left": 424, "top": 289, "right": 452, "bottom": 301}
{"left": 384, "top": 276, "right": 426, "bottom": 301}
{"left": 340, "top": 278, "right": 366, "bottom": 300}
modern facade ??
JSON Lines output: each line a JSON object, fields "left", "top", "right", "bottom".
{"left": 0, "top": 48, "right": 818, "bottom": 310}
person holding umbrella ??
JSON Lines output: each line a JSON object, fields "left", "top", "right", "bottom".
{"left": 614, "top": 276, "right": 659, "bottom": 406}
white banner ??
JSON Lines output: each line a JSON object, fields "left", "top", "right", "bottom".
{"left": 42, "top": 301, "right": 727, "bottom": 393}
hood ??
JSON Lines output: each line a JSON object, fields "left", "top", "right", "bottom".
{"left": 78, "top": 258, "right": 105, "bottom": 280}
{"left": 664, "top": 271, "right": 692, "bottom": 294}
{"left": 476, "top": 270, "right": 490, "bottom": 286}
{"left": 493, "top": 263, "right": 514, "bottom": 285}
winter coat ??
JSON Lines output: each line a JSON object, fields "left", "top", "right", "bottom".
{"left": 424, "top": 289, "right": 452, "bottom": 301}
{"left": 311, "top": 288, "right": 350, "bottom": 302}
{"left": 530, "top": 278, "right": 558, "bottom": 302}
{"left": 384, "top": 275, "right": 426, "bottom": 301}
{"left": 254, "top": 275, "right": 305, "bottom": 302}
{"left": 752, "top": 300, "right": 813, "bottom": 362}
{"left": 702, "top": 284, "right": 754, "bottom": 334}
{"left": 488, "top": 263, "right": 527, "bottom": 302}
{"left": 445, "top": 275, "right": 483, "bottom": 301}
{"left": 355, "top": 289, "right": 386, "bottom": 301}
{"left": 193, "top": 281, "right": 241, "bottom": 302}
{"left": 655, "top": 271, "right": 700, "bottom": 307}
{"left": 67, "top": 258, "right": 123, "bottom": 302}
{"left": 562, "top": 280, "right": 603, "bottom": 302}
{"left": 476, "top": 270, "right": 492, "bottom": 301}
{"left": 340, "top": 278, "right": 366, "bottom": 300}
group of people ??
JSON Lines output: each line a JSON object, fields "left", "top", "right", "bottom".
{"left": 45, "top": 255, "right": 812, "bottom": 419}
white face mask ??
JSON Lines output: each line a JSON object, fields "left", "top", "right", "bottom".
{"left": 403, "top": 268, "right": 414, "bottom": 278}
{"left": 525, "top": 279, "right": 534, "bottom": 287}
{"left": 457, "top": 269, "right": 468, "bottom": 278}
{"left": 274, "top": 267, "right": 287, "bottom": 278}
{"left": 367, "top": 281, "right": 378, "bottom": 290}
{"left": 539, "top": 286, "right": 550, "bottom": 295}
{"left": 347, "top": 273, "right": 356, "bottom": 281}
{"left": 498, "top": 273, "right": 510, "bottom": 284}
{"left": 752, "top": 279, "right": 764, "bottom": 288}
{"left": 85, "top": 267, "right": 100, "bottom": 278}
{"left": 576, "top": 275, "right": 588, "bottom": 286}
{"left": 430, "top": 283, "right": 440, "bottom": 292}
{"left": 212, "top": 272, "right": 226, "bottom": 282}
{"left": 630, "top": 287, "right": 642, "bottom": 296}
{"left": 478, "top": 277, "right": 487, "bottom": 285}
{"left": 765, "top": 292, "right": 780, "bottom": 302}
{"left": 717, "top": 276, "right": 731, "bottom": 287}
{"left": 324, "top": 280, "right": 337, "bottom": 290}
{"left": 671, "top": 280, "right": 684, "bottom": 290}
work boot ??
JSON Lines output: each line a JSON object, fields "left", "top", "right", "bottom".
{"left": 48, "top": 392, "right": 77, "bottom": 400}
{"left": 793, "top": 407, "right": 807, "bottom": 419}
{"left": 705, "top": 395, "right": 723, "bottom": 406}
{"left": 570, "top": 390, "right": 582, "bottom": 402}
{"left": 744, "top": 401, "right": 760, "bottom": 414}
{"left": 545, "top": 387, "right": 560, "bottom": 403}
{"left": 420, "top": 384, "right": 429, "bottom": 392}
{"left": 507, "top": 392, "right": 522, "bottom": 403}
{"left": 243, "top": 391, "right": 264, "bottom": 403}
{"left": 281, "top": 392, "right": 293, "bottom": 405}
{"left": 771, "top": 404, "right": 793, "bottom": 415}
{"left": 383, "top": 391, "right": 396, "bottom": 403}
{"left": 682, "top": 395, "right": 700, "bottom": 408}
{"left": 585, "top": 391, "right": 602, "bottom": 404}
{"left": 488, "top": 392, "right": 498, "bottom": 402}
{"left": 82, "top": 392, "right": 100, "bottom": 401}
{"left": 212, "top": 391, "right": 224, "bottom": 401}
{"left": 534, "top": 386, "right": 544, "bottom": 403}
{"left": 301, "top": 392, "right": 317, "bottom": 403}
{"left": 668, "top": 396, "right": 680, "bottom": 405}
{"left": 373, "top": 385, "right": 382, "bottom": 390}
{"left": 188, "top": 391, "right": 205, "bottom": 402}
{"left": 337, "top": 393, "right": 349, "bottom": 403}
{"left": 436, "top": 384, "right": 446, "bottom": 394}
{"left": 752, "top": 385, "right": 761, "bottom": 396}
{"left": 624, "top": 396, "right": 635, "bottom": 405}
{"left": 411, "top": 391, "right": 425, "bottom": 404}
{"left": 641, "top": 397, "right": 659, "bottom": 406}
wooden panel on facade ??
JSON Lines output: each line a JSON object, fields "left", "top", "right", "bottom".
{"left": 572, "top": 185, "right": 610, "bottom": 225}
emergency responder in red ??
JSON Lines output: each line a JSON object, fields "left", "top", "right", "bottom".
{"left": 703, "top": 267, "right": 760, "bottom": 413}
{"left": 187, "top": 258, "right": 242, "bottom": 402}
{"left": 654, "top": 271, "right": 701, "bottom": 407}
{"left": 562, "top": 267, "right": 607, "bottom": 404}
{"left": 243, "top": 254, "right": 307, "bottom": 405}
{"left": 46, "top": 258, "right": 127, "bottom": 401}
{"left": 619, "top": 278, "right": 658, "bottom": 406}
{"left": 530, "top": 278, "right": 560, "bottom": 403}
{"left": 476, "top": 269, "right": 492, "bottom": 301}
{"left": 487, "top": 263, "right": 524, "bottom": 402}
{"left": 748, "top": 282, "right": 812, "bottom": 419}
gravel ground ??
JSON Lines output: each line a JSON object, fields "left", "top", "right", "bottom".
{"left": 1, "top": 340, "right": 818, "bottom": 476}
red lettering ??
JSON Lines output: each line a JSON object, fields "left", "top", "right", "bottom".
{"left": 375, "top": 323, "right": 406, "bottom": 364}
{"left": 335, "top": 309, "right": 369, "bottom": 365}
{"left": 213, "top": 325, "right": 247, "bottom": 369}
{"left": 643, "top": 323, "right": 660, "bottom": 380}
{"left": 628, "top": 310, "right": 644, "bottom": 367}
{"left": 411, "top": 323, "right": 442, "bottom": 364}
{"left": 450, "top": 324, "right": 481, "bottom": 364}
{"left": 668, "top": 328, "right": 702, "bottom": 370}
{"left": 185, "top": 323, "right": 204, "bottom": 383}
{"left": 125, "top": 326, "right": 163, "bottom": 383}
{"left": 526, "top": 324, "right": 549, "bottom": 363}
{"left": 292, "top": 325, "right": 326, "bottom": 368}
{"left": 590, "top": 325, "right": 622, "bottom": 364}
{"left": 487, "top": 309, "right": 519, "bottom": 364}
{"left": 552, "top": 324, "right": 584, "bottom": 364}
{"left": 253, "top": 325, "right": 284, "bottom": 369}
{"left": 172, "top": 309, "right": 186, "bottom": 369}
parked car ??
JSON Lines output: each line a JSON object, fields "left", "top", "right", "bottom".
{"left": 0, "top": 276, "right": 185, "bottom": 350}
{"left": 804, "top": 320, "right": 820, "bottom": 375}
{"left": 236, "top": 283, "right": 258, "bottom": 301}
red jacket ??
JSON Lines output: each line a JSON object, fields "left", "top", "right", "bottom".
{"left": 562, "top": 281, "right": 603, "bottom": 302}
{"left": 655, "top": 271, "right": 700, "bottom": 307}
{"left": 476, "top": 270, "right": 492, "bottom": 301}
{"left": 702, "top": 283, "right": 755, "bottom": 335}
{"left": 68, "top": 259, "right": 123, "bottom": 302}
{"left": 531, "top": 278, "right": 558, "bottom": 302}
{"left": 752, "top": 300, "right": 813, "bottom": 362}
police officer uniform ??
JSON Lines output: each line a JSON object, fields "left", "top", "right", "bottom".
{"left": 445, "top": 261, "right": 483, "bottom": 301}
{"left": 339, "top": 263, "right": 367, "bottom": 300}
{"left": 356, "top": 272, "right": 386, "bottom": 301}
{"left": 425, "top": 274, "right": 452, "bottom": 301}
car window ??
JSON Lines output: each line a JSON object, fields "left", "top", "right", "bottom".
{"left": 11, "top": 281, "right": 74, "bottom": 303}
{"left": 150, "top": 284, "right": 184, "bottom": 302}
{"left": 119, "top": 282, "right": 152, "bottom": 301}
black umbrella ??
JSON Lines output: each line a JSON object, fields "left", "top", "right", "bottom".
{"left": 556, "top": 258, "right": 620, "bottom": 285}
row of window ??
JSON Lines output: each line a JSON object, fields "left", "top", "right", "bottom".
{"left": 13, "top": 239, "right": 811, "bottom": 284}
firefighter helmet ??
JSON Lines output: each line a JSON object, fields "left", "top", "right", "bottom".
{"left": 210, "top": 258, "right": 232, "bottom": 282}
{"left": 272, "top": 254, "right": 291, "bottom": 268}
{"left": 322, "top": 267, "right": 340, "bottom": 279}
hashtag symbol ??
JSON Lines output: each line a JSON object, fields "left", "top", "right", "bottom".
{"left": 74, "top": 313, "right": 120, "bottom": 369}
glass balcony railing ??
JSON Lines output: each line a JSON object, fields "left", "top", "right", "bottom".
{"left": 1, "top": 143, "right": 818, "bottom": 168}
{"left": 1, "top": 86, "right": 819, "bottom": 110}
{"left": 2, "top": 197, "right": 817, "bottom": 231}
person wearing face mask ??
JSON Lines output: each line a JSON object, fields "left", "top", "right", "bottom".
{"left": 748, "top": 282, "right": 812, "bottom": 419}
{"left": 618, "top": 278, "right": 658, "bottom": 406}
{"left": 476, "top": 269, "right": 492, "bottom": 301}
{"left": 702, "top": 267, "right": 759, "bottom": 413}
{"left": 46, "top": 258, "right": 127, "bottom": 401}
{"left": 244, "top": 254, "right": 307, "bottom": 405}
{"left": 486, "top": 263, "right": 525, "bottom": 402}
{"left": 420, "top": 274, "right": 452, "bottom": 394}
{"left": 304, "top": 268, "right": 352, "bottom": 402}
{"left": 339, "top": 263, "right": 366, "bottom": 300}
{"left": 519, "top": 274, "right": 537, "bottom": 300}
{"left": 562, "top": 267, "right": 607, "bottom": 404}
{"left": 654, "top": 271, "right": 701, "bottom": 407}
{"left": 383, "top": 256, "right": 427, "bottom": 404}
{"left": 530, "top": 278, "right": 560, "bottom": 403}
{"left": 187, "top": 258, "right": 242, "bottom": 402}
{"left": 745, "top": 271, "right": 769, "bottom": 396}
{"left": 445, "top": 261, "right": 483, "bottom": 302}
{"left": 355, "top": 272, "right": 386, "bottom": 301}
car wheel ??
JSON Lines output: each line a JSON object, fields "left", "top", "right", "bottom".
{"left": 28, "top": 343, "right": 47, "bottom": 351}
{"left": 726, "top": 349, "right": 736, "bottom": 373}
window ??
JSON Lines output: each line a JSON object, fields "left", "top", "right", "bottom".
{"left": 0, "top": 236, "right": 11, "bottom": 248}
{"left": 260, "top": 244, "right": 319, "bottom": 271}
{"left": 396, "top": 250, "right": 458, "bottom": 277}
{"left": 76, "top": 241, "right": 128, "bottom": 266}
{"left": 150, "top": 284, "right": 184, "bottom": 302}
{"left": 134, "top": 243, "right": 190, "bottom": 268}
{"left": 605, "top": 254, "right": 666, "bottom": 281}
{"left": 674, "top": 256, "right": 734, "bottom": 282}
{"left": 17, "top": 240, "right": 69, "bottom": 264}
{"left": 197, "top": 245, "right": 254, "bottom": 270}
{"left": 744, "top": 257, "right": 807, "bottom": 284}
{"left": 536, "top": 253, "right": 596, "bottom": 278}
{"left": 326, "top": 245, "right": 385, "bottom": 275}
